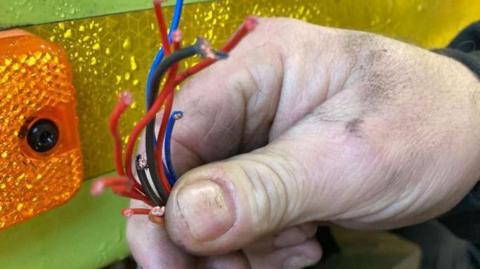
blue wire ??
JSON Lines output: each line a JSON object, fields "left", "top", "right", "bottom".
{"left": 146, "top": 0, "right": 184, "bottom": 107}
{"left": 146, "top": 0, "right": 184, "bottom": 185}
{"left": 164, "top": 111, "right": 183, "bottom": 185}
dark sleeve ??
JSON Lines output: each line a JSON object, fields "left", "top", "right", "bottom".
{"left": 436, "top": 21, "right": 480, "bottom": 247}
{"left": 438, "top": 21, "right": 480, "bottom": 76}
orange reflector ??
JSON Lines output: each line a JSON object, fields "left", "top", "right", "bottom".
{"left": 0, "top": 29, "right": 83, "bottom": 230}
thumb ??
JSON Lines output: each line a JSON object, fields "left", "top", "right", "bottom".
{"left": 164, "top": 113, "right": 358, "bottom": 255}
{"left": 165, "top": 144, "right": 310, "bottom": 255}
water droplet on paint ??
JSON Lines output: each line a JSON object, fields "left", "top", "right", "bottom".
{"left": 122, "top": 38, "right": 131, "bottom": 50}
{"left": 130, "top": 56, "right": 137, "bottom": 71}
{"left": 64, "top": 29, "right": 72, "bottom": 38}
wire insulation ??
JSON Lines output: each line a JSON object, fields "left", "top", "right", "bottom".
{"left": 108, "top": 92, "right": 132, "bottom": 176}
{"left": 146, "top": 0, "right": 184, "bottom": 106}
{"left": 144, "top": 44, "right": 202, "bottom": 199}
{"left": 95, "top": 12, "right": 259, "bottom": 219}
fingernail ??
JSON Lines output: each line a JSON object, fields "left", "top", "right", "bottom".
{"left": 283, "top": 256, "right": 314, "bottom": 269}
{"left": 176, "top": 179, "right": 235, "bottom": 241}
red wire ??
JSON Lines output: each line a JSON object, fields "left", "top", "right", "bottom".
{"left": 152, "top": 32, "right": 182, "bottom": 193}
{"left": 109, "top": 92, "right": 131, "bottom": 176}
{"left": 124, "top": 67, "right": 177, "bottom": 182}
{"left": 153, "top": 0, "right": 171, "bottom": 56}
{"left": 154, "top": 90, "right": 174, "bottom": 193}
{"left": 97, "top": 176, "right": 130, "bottom": 186}
{"left": 111, "top": 185, "right": 153, "bottom": 205}
{"left": 153, "top": 68, "right": 178, "bottom": 193}
{"left": 122, "top": 208, "right": 151, "bottom": 217}
{"left": 91, "top": 176, "right": 151, "bottom": 204}
{"left": 108, "top": 93, "right": 144, "bottom": 193}
{"left": 174, "top": 16, "right": 258, "bottom": 83}
{"left": 222, "top": 16, "right": 257, "bottom": 52}
{"left": 124, "top": 89, "right": 168, "bottom": 180}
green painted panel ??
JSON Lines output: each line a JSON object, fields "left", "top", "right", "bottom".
{"left": 0, "top": 0, "right": 210, "bottom": 30}
{"left": 0, "top": 178, "right": 130, "bottom": 269}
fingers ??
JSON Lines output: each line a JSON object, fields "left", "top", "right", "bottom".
{"left": 199, "top": 223, "right": 320, "bottom": 269}
{"left": 127, "top": 200, "right": 196, "bottom": 269}
{"left": 273, "top": 223, "right": 318, "bottom": 249}
{"left": 196, "top": 236, "right": 322, "bottom": 269}
{"left": 246, "top": 239, "right": 322, "bottom": 269}
{"left": 168, "top": 18, "right": 349, "bottom": 175}
{"left": 199, "top": 252, "right": 250, "bottom": 269}
{"left": 127, "top": 204, "right": 320, "bottom": 269}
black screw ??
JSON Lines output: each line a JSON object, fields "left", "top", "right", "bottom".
{"left": 27, "top": 119, "right": 59, "bottom": 153}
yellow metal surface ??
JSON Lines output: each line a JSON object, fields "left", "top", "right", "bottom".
{"left": 0, "top": 30, "right": 83, "bottom": 230}
{"left": 25, "top": 0, "right": 480, "bottom": 179}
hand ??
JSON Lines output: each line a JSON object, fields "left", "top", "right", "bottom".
{"left": 127, "top": 17, "right": 480, "bottom": 268}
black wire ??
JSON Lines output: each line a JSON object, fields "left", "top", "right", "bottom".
{"left": 135, "top": 155, "right": 163, "bottom": 206}
{"left": 144, "top": 42, "right": 203, "bottom": 202}
{"left": 147, "top": 43, "right": 202, "bottom": 108}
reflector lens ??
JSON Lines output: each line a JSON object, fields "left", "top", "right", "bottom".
{"left": 0, "top": 29, "right": 83, "bottom": 230}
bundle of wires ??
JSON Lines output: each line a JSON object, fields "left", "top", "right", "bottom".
{"left": 91, "top": 0, "right": 258, "bottom": 224}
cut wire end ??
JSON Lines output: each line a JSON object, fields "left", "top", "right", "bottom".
{"left": 90, "top": 176, "right": 131, "bottom": 196}
{"left": 172, "top": 30, "right": 183, "bottom": 43}
{"left": 196, "top": 37, "right": 229, "bottom": 60}
{"left": 90, "top": 180, "right": 106, "bottom": 196}
{"left": 148, "top": 206, "right": 166, "bottom": 224}
{"left": 245, "top": 16, "right": 259, "bottom": 31}
{"left": 173, "top": 111, "right": 183, "bottom": 120}
{"left": 151, "top": 206, "right": 166, "bottom": 217}
{"left": 137, "top": 155, "right": 148, "bottom": 169}
{"left": 119, "top": 91, "right": 133, "bottom": 105}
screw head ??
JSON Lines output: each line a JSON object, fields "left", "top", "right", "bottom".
{"left": 27, "top": 119, "right": 59, "bottom": 153}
